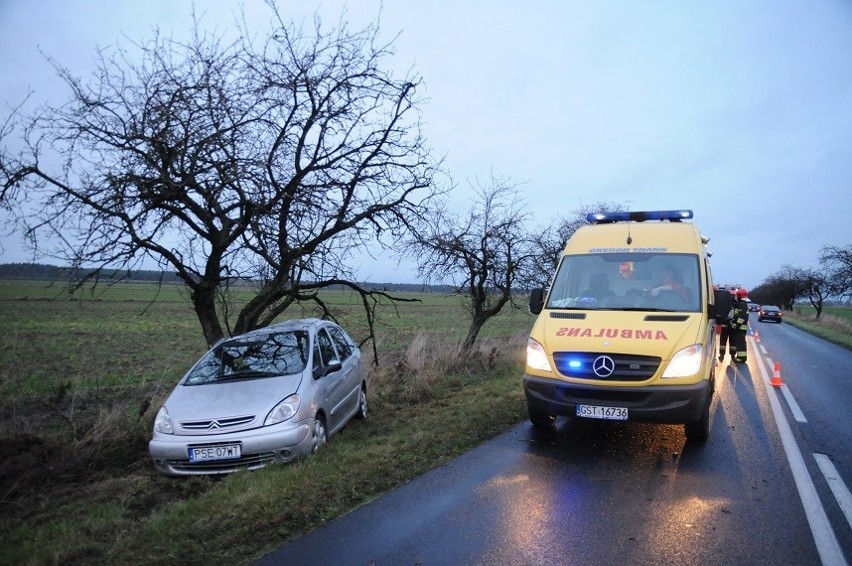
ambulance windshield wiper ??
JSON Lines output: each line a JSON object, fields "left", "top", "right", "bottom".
{"left": 613, "top": 307, "right": 674, "bottom": 312}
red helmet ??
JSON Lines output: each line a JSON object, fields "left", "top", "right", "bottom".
{"left": 735, "top": 288, "right": 748, "bottom": 299}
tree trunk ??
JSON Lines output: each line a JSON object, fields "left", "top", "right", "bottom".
{"left": 192, "top": 284, "right": 225, "bottom": 346}
{"left": 461, "top": 316, "right": 487, "bottom": 355}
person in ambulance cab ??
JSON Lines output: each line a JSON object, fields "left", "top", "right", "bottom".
{"left": 582, "top": 272, "right": 615, "bottom": 302}
{"left": 650, "top": 266, "right": 688, "bottom": 303}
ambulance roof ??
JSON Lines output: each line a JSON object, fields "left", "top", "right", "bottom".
{"left": 565, "top": 210, "right": 708, "bottom": 255}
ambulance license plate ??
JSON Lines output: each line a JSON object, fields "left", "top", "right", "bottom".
{"left": 576, "top": 404, "right": 628, "bottom": 420}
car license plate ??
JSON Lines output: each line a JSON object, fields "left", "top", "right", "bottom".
{"left": 188, "top": 444, "right": 241, "bottom": 462}
{"left": 576, "top": 404, "right": 628, "bottom": 420}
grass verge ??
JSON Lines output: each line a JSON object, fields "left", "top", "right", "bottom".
{"left": 782, "top": 308, "right": 852, "bottom": 350}
{"left": 2, "top": 338, "right": 528, "bottom": 565}
{"left": 0, "top": 282, "right": 532, "bottom": 564}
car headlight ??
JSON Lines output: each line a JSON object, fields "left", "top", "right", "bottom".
{"left": 526, "top": 338, "right": 553, "bottom": 372}
{"left": 661, "top": 344, "right": 703, "bottom": 378}
{"left": 154, "top": 406, "right": 173, "bottom": 434}
{"left": 265, "top": 394, "right": 301, "bottom": 426}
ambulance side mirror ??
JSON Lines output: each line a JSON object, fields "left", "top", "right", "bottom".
{"left": 529, "top": 288, "right": 545, "bottom": 315}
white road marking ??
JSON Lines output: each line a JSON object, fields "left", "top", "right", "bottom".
{"left": 814, "top": 453, "right": 852, "bottom": 532}
{"left": 780, "top": 385, "right": 808, "bottom": 423}
{"left": 754, "top": 346, "right": 847, "bottom": 566}
{"left": 761, "top": 354, "right": 807, "bottom": 423}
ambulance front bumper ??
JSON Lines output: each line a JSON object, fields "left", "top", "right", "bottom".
{"left": 523, "top": 373, "right": 711, "bottom": 424}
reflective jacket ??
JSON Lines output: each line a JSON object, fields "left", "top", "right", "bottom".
{"left": 729, "top": 299, "right": 749, "bottom": 330}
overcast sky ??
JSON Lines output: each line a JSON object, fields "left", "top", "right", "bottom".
{"left": 1, "top": 1, "right": 850, "bottom": 288}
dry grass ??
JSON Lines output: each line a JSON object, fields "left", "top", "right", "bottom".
{"left": 813, "top": 312, "right": 852, "bottom": 332}
{"left": 782, "top": 308, "right": 852, "bottom": 350}
{"left": 368, "top": 332, "right": 527, "bottom": 403}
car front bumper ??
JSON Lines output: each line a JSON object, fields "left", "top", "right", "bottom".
{"left": 149, "top": 419, "right": 313, "bottom": 476}
{"left": 523, "top": 373, "right": 711, "bottom": 424}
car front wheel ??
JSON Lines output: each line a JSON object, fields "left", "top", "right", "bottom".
{"left": 311, "top": 415, "right": 327, "bottom": 453}
{"left": 685, "top": 398, "right": 710, "bottom": 443}
{"left": 355, "top": 386, "right": 368, "bottom": 420}
{"left": 528, "top": 407, "right": 556, "bottom": 430}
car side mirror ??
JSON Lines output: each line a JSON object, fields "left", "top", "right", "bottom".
{"left": 325, "top": 360, "right": 342, "bottom": 375}
{"left": 529, "top": 288, "right": 545, "bottom": 315}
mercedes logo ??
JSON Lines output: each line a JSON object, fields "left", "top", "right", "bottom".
{"left": 593, "top": 355, "right": 615, "bottom": 378}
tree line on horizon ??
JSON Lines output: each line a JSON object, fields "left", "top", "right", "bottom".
{"left": 746, "top": 244, "right": 852, "bottom": 318}
{"left": 0, "top": 263, "right": 461, "bottom": 294}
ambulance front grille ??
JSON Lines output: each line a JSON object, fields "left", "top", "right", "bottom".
{"left": 549, "top": 312, "right": 587, "bottom": 319}
{"left": 552, "top": 352, "right": 661, "bottom": 381}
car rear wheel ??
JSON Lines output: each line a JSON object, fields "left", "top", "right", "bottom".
{"left": 311, "top": 415, "right": 327, "bottom": 453}
{"left": 528, "top": 407, "right": 556, "bottom": 430}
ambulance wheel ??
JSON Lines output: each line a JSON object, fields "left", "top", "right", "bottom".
{"left": 684, "top": 399, "right": 710, "bottom": 443}
{"left": 528, "top": 407, "right": 556, "bottom": 430}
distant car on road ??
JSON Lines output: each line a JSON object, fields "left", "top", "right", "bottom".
{"left": 748, "top": 302, "right": 760, "bottom": 312}
{"left": 758, "top": 305, "right": 783, "bottom": 323}
{"left": 149, "top": 318, "right": 368, "bottom": 476}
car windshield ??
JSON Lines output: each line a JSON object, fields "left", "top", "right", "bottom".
{"left": 184, "top": 330, "right": 310, "bottom": 385}
{"left": 546, "top": 252, "right": 702, "bottom": 312}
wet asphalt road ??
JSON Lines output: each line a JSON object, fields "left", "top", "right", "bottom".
{"left": 256, "top": 323, "right": 850, "bottom": 565}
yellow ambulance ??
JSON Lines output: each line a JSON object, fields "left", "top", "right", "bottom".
{"left": 524, "top": 209, "right": 727, "bottom": 442}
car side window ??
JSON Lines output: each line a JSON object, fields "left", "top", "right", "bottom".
{"left": 317, "top": 329, "right": 339, "bottom": 366}
{"left": 328, "top": 327, "right": 352, "bottom": 361}
{"left": 312, "top": 341, "right": 323, "bottom": 375}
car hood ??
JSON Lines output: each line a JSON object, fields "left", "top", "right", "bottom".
{"left": 165, "top": 373, "right": 304, "bottom": 431}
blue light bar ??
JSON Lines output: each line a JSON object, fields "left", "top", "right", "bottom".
{"left": 586, "top": 209, "right": 694, "bottom": 224}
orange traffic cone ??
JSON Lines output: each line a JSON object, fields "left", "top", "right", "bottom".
{"left": 770, "top": 362, "right": 783, "bottom": 387}
{"left": 754, "top": 330, "right": 760, "bottom": 342}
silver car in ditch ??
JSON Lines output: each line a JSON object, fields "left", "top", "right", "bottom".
{"left": 149, "top": 318, "right": 367, "bottom": 476}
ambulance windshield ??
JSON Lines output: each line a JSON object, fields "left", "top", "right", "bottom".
{"left": 546, "top": 253, "right": 701, "bottom": 312}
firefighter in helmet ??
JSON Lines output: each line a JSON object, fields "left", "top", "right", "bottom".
{"left": 718, "top": 289, "right": 736, "bottom": 362}
{"left": 729, "top": 287, "right": 750, "bottom": 363}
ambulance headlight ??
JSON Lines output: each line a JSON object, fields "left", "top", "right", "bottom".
{"left": 526, "top": 338, "right": 553, "bottom": 372}
{"left": 661, "top": 344, "right": 703, "bottom": 378}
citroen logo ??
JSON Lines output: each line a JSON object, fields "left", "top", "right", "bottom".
{"left": 208, "top": 421, "right": 222, "bottom": 430}
{"left": 593, "top": 355, "right": 616, "bottom": 378}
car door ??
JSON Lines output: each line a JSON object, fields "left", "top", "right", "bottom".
{"left": 327, "top": 325, "right": 362, "bottom": 419}
{"left": 315, "top": 327, "right": 349, "bottom": 432}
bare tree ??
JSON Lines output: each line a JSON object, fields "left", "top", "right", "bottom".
{"left": 407, "top": 173, "right": 531, "bottom": 353}
{"left": 819, "top": 244, "right": 852, "bottom": 301}
{"left": 800, "top": 268, "right": 833, "bottom": 318}
{"left": 0, "top": 6, "right": 440, "bottom": 354}
{"left": 752, "top": 265, "right": 809, "bottom": 311}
